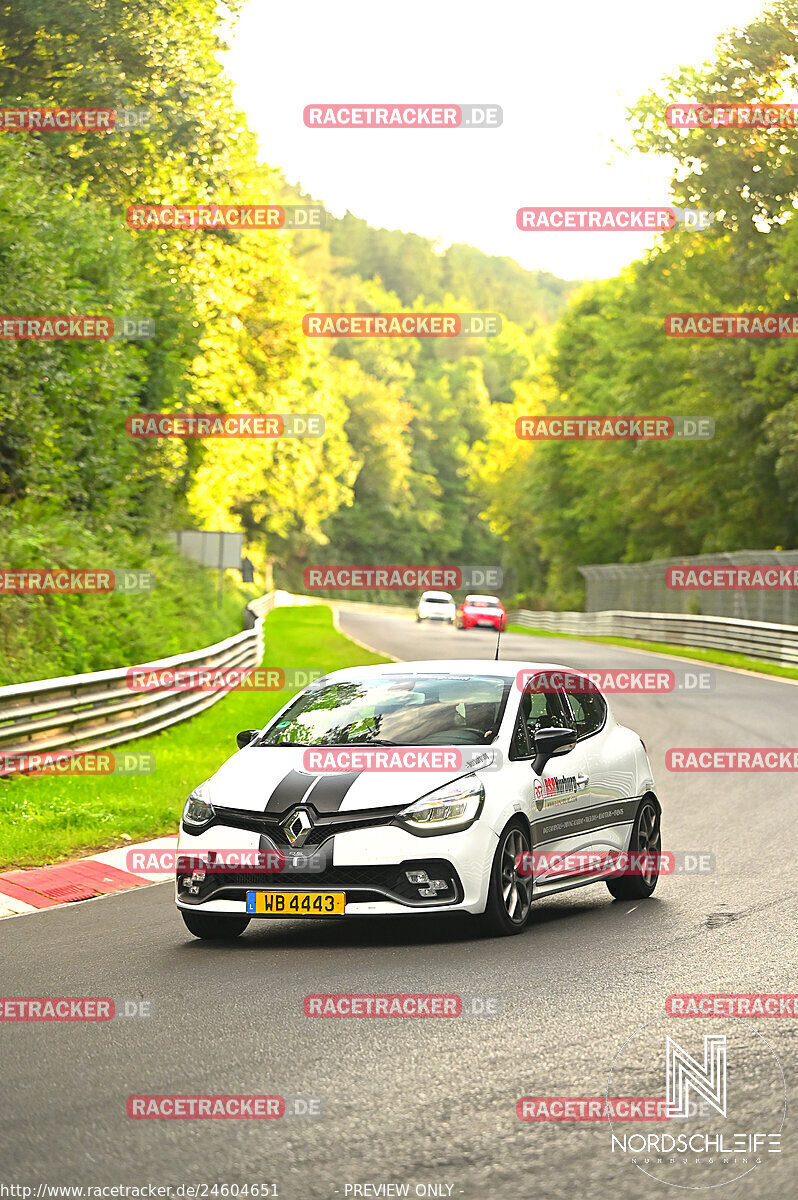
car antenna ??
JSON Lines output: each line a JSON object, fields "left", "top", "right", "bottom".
{"left": 494, "top": 628, "right": 502, "bottom": 660}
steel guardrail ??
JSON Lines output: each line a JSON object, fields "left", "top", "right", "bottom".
{"left": 0, "top": 592, "right": 276, "bottom": 772}
{"left": 508, "top": 608, "right": 798, "bottom": 667}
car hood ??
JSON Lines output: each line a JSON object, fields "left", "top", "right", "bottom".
{"left": 206, "top": 744, "right": 498, "bottom": 814}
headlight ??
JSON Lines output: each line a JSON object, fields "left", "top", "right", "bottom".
{"left": 182, "top": 783, "right": 215, "bottom": 832}
{"left": 398, "top": 775, "right": 484, "bottom": 834}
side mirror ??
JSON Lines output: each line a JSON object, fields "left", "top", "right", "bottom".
{"left": 236, "top": 729, "right": 259, "bottom": 749}
{"left": 532, "top": 726, "right": 577, "bottom": 775}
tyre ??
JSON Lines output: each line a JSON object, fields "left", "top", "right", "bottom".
{"left": 606, "top": 798, "right": 661, "bottom": 900}
{"left": 481, "top": 819, "right": 533, "bottom": 936}
{"left": 181, "top": 910, "right": 250, "bottom": 940}
{"left": 415, "top": 615, "right": 422, "bottom": 623}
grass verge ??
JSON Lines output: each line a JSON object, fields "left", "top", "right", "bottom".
{"left": 0, "top": 505, "right": 259, "bottom": 686}
{"left": 0, "top": 606, "right": 389, "bottom": 869}
{"left": 505, "top": 623, "right": 798, "bottom": 682}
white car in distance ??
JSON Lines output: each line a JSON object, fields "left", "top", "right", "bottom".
{"left": 416, "top": 590, "right": 456, "bottom": 624}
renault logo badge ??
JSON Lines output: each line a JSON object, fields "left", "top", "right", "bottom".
{"left": 282, "top": 808, "right": 313, "bottom": 847}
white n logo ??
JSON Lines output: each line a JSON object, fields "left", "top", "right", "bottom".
{"left": 666, "top": 1035, "right": 727, "bottom": 1118}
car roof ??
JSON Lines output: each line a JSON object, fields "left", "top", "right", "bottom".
{"left": 318, "top": 659, "right": 583, "bottom": 682}
{"left": 419, "top": 590, "right": 453, "bottom": 599}
{"left": 464, "top": 594, "right": 501, "bottom": 602}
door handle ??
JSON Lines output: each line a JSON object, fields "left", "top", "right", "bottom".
{"left": 575, "top": 773, "right": 589, "bottom": 789}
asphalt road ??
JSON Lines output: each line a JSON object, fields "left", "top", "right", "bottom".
{"left": 1, "top": 609, "right": 796, "bottom": 1200}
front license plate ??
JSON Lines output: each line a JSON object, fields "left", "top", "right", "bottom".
{"left": 246, "top": 890, "right": 345, "bottom": 916}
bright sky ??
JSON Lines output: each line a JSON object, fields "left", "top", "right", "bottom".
{"left": 227, "top": 0, "right": 766, "bottom": 282}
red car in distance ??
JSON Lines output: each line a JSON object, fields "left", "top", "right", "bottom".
{"left": 456, "top": 594, "right": 507, "bottom": 631}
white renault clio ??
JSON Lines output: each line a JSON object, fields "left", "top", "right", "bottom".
{"left": 176, "top": 661, "right": 660, "bottom": 940}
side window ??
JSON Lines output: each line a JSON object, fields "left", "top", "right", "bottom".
{"left": 566, "top": 683, "right": 607, "bottom": 739}
{"left": 510, "top": 684, "right": 570, "bottom": 759}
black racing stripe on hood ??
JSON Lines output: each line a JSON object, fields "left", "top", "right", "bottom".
{"left": 305, "top": 770, "right": 363, "bottom": 813}
{"left": 263, "top": 769, "right": 317, "bottom": 814}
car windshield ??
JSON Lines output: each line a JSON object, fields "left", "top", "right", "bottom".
{"left": 423, "top": 596, "right": 452, "bottom": 604}
{"left": 259, "top": 673, "right": 512, "bottom": 746}
{"left": 467, "top": 596, "right": 500, "bottom": 607}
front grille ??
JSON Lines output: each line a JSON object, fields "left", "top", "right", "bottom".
{"left": 206, "top": 803, "right": 406, "bottom": 849}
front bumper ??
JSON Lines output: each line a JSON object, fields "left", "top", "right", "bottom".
{"left": 175, "top": 810, "right": 497, "bottom": 917}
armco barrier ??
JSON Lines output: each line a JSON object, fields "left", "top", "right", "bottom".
{"left": 297, "top": 596, "right": 798, "bottom": 666}
{"left": 5, "top": 596, "right": 792, "bottom": 776}
{"left": 508, "top": 609, "right": 798, "bottom": 667}
{"left": 0, "top": 593, "right": 276, "bottom": 774}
